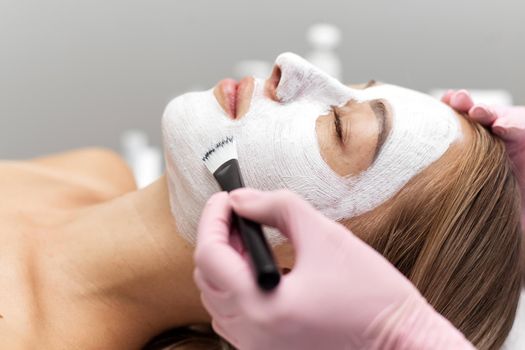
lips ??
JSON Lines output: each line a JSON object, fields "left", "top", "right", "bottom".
{"left": 217, "top": 79, "right": 238, "bottom": 119}
{"left": 214, "top": 77, "right": 254, "bottom": 120}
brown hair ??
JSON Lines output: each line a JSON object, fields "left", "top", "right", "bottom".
{"left": 145, "top": 119, "right": 522, "bottom": 350}
{"left": 348, "top": 119, "right": 523, "bottom": 349}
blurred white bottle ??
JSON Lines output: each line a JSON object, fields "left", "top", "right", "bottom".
{"left": 306, "top": 23, "right": 343, "bottom": 81}
{"left": 121, "top": 129, "right": 148, "bottom": 165}
{"left": 133, "top": 145, "right": 163, "bottom": 189}
{"left": 121, "top": 129, "right": 163, "bottom": 188}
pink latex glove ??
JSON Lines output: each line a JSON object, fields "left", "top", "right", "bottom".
{"left": 194, "top": 189, "right": 474, "bottom": 350}
{"left": 442, "top": 90, "right": 525, "bottom": 217}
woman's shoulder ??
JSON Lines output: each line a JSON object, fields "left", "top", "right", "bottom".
{"left": 0, "top": 147, "right": 138, "bottom": 217}
{"left": 29, "top": 147, "right": 137, "bottom": 197}
{"left": 0, "top": 148, "right": 155, "bottom": 350}
{"left": 1, "top": 147, "right": 136, "bottom": 204}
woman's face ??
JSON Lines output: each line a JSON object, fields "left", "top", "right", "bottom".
{"left": 213, "top": 72, "right": 387, "bottom": 178}
{"left": 162, "top": 53, "right": 463, "bottom": 245}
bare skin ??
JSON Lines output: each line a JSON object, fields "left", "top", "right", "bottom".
{"left": 0, "top": 149, "right": 207, "bottom": 349}
{"left": 0, "top": 148, "right": 296, "bottom": 349}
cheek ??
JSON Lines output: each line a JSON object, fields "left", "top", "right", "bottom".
{"left": 315, "top": 115, "right": 379, "bottom": 177}
{"left": 346, "top": 118, "right": 378, "bottom": 170}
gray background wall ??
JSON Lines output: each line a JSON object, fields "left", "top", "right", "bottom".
{"left": 1, "top": 0, "right": 524, "bottom": 158}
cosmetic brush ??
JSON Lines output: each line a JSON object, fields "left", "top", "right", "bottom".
{"left": 202, "top": 136, "right": 280, "bottom": 291}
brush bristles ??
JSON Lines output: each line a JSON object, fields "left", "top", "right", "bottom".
{"left": 202, "top": 136, "right": 238, "bottom": 174}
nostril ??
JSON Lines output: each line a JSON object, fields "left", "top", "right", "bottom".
{"left": 265, "top": 65, "right": 282, "bottom": 101}
{"left": 272, "top": 65, "right": 282, "bottom": 89}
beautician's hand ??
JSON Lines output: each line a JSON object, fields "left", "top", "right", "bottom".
{"left": 442, "top": 90, "right": 525, "bottom": 204}
{"left": 194, "top": 189, "right": 474, "bottom": 350}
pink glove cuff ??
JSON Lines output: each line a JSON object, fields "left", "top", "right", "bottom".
{"left": 365, "top": 293, "right": 475, "bottom": 350}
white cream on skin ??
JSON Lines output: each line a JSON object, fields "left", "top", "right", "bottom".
{"left": 162, "top": 53, "right": 460, "bottom": 245}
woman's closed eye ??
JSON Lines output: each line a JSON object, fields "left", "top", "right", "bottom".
{"left": 330, "top": 80, "right": 381, "bottom": 147}
{"left": 331, "top": 105, "right": 349, "bottom": 145}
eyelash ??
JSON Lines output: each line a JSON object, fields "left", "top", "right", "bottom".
{"left": 331, "top": 106, "right": 344, "bottom": 143}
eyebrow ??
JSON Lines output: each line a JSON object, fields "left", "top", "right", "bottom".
{"left": 369, "top": 100, "right": 389, "bottom": 162}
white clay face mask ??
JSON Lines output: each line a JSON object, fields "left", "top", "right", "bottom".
{"left": 162, "top": 52, "right": 461, "bottom": 245}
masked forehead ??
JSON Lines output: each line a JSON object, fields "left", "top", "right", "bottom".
{"left": 351, "top": 84, "right": 461, "bottom": 130}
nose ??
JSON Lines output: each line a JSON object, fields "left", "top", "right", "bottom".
{"left": 271, "top": 52, "right": 349, "bottom": 105}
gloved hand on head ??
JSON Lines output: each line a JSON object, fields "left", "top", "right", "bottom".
{"left": 442, "top": 89, "right": 525, "bottom": 194}
{"left": 193, "top": 188, "right": 474, "bottom": 350}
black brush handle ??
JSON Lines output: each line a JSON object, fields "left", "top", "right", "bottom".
{"left": 213, "top": 159, "right": 281, "bottom": 291}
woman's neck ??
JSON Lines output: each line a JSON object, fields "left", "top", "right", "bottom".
{"left": 52, "top": 176, "right": 210, "bottom": 344}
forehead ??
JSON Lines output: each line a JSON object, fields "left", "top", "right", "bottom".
{"left": 351, "top": 83, "right": 464, "bottom": 136}
{"left": 354, "top": 84, "right": 449, "bottom": 115}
